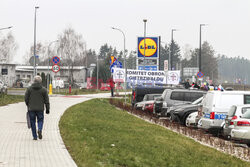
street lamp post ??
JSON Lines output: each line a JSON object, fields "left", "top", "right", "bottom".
{"left": 170, "top": 29, "right": 176, "bottom": 70}
{"left": 111, "top": 27, "right": 127, "bottom": 104}
{"left": 143, "top": 19, "right": 147, "bottom": 70}
{"left": 97, "top": 54, "right": 99, "bottom": 90}
{"left": 199, "top": 24, "right": 207, "bottom": 72}
{"left": 33, "top": 6, "right": 39, "bottom": 77}
{"left": 47, "top": 40, "right": 59, "bottom": 90}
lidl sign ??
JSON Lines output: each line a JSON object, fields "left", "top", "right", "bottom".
{"left": 138, "top": 37, "right": 159, "bottom": 58}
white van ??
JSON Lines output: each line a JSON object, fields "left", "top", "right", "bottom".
{"left": 52, "top": 80, "right": 64, "bottom": 89}
{"left": 198, "top": 91, "right": 250, "bottom": 132}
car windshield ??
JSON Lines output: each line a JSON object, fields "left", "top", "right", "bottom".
{"left": 192, "top": 97, "right": 203, "bottom": 105}
{"left": 144, "top": 94, "right": 161, "bottom": 101}
{"left": 241, "top": 107, "right": 250, "bottom": 119}
{"left": 153, "top": 95, "right": 161, "bottom": 100}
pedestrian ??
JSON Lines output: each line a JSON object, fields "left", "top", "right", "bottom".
{"left": 184, "top": 79, "right": 191, "bottom": 89}
{"left": 108, "top": 77, "right": 115, "bottom": 97}
{"left": 20, "top": 81, "right": 23, "bottom": 88}
{"left": 25, "top": 75, "right": 50, "bottom": 140}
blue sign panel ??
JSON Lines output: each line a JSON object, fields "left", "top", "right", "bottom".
{"left": 52, "top": 56, "right": 60, "bottom": 64}
{"left": 197, "top": 71, "right": 204, "bottom": 78}
{"left": 137, "top": 37, "right": 159, "bottom": 58}
{"left": 138, "top": 66, "right": 157, "bottom": 71}
{"left": 110, "top": 61, "right": 123, "bottom": 73}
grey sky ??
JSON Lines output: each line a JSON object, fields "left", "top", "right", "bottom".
{"left": 1, "top": 0, "right": 250, "bottom": 64}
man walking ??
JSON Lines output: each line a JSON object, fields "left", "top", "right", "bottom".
{"left": 25, "top": 75, "right": 50, "bottom": 140}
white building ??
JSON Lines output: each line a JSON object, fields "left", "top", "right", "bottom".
{"left": 0, "top": 64, "right": 88, "bottom": 87}
{"left": 16, "top": 65, "right": 87, "bottom": 83}
{"left": 0, "top": 63, "right": 16, "bottom": 87}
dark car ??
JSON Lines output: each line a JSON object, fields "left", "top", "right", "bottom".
{"left": 134, "top": 94, "right": 161, "bottom": 110}
{"left": 169, "top": 97, "right": 204, "bottom": 126}
{"left": 153, "top": 89, "right": 205, "bottom": 117}
{"left": 131, "top": 87, "right": 165, "bottom": 108}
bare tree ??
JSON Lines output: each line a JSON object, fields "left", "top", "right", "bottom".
{"left": 0, "top": 32, "right": 18, "bottom": 63}
{"left": 24, "top": 42, "right": 47, "bottom": 65}
{"left": 56, "top": 27, "right": 86, "bottom": 84}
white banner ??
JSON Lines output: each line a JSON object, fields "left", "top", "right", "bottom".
{"left": 113, "top": 68, "right": 167, "bottom": 86}
{"left": 167, "top": 70, "right": 180, "bottom": 85}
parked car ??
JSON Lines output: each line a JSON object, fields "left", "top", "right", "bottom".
{"left": 230, "top": 108, "right": 250, "bottom": 146}
{"left": 131, "top": 87, "right": 165, "bottom": 108}
{"left": 186, "top": 112, "right": 199, "bottom": 127}
{"left": 198, "top": 91, "right": 250, "bottom": 133}
{"left": 52, "top": 80, "right": 64, "bottom": 89}
{"left": 223, "top": 105, "right": 250, "bottom": 139}
{"left": 135, "top": 94, "right": 161, "bottom": 110}
{"left": 154, "top": 89, "right": 205, "bottom": 117}
{"left": 141, "top": 94, "right": 162, "bottom": 112}
{"left": 169, "top": 97, "right": 204, "bottom": 126}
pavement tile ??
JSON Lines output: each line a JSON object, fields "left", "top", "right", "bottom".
{"left": 0, "top": 93, "right": 111, "bottom": 167}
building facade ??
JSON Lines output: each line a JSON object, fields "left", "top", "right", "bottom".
{"left": 1, "top": 64, "right": 88, "bottom": 87}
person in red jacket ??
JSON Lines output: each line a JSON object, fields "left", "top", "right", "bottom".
{"left": 108, "top": 77, "right": 115, "bottom": 97}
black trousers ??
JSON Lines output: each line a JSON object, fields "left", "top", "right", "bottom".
{"left": 111, "top": 87, "right": 114, "bottom": 97}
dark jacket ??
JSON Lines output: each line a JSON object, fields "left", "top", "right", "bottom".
{"left": 184, "top": 81, "right": 191, "bottom": 89}
{"left": 25, "top": 82, "right": 50, "bottom": 112}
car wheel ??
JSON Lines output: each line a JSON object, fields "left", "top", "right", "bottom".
{"left": 222, "top": 124, "right": 231, "bottom": 140}
{"left": 184, "top": 113, "right": 191, "bottom": 127}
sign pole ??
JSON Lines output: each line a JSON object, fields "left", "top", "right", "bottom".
{"left": 143, "top": 19, "right": 147, "bottom": 70}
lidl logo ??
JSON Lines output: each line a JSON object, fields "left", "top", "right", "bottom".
{"left": 138, "top": 37, "right": 158, "bottom": 58}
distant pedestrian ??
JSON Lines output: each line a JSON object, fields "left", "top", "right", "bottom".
{"left": 108, "top": 77, "right": 115, "bottom": 97}
{"left": 25, "top": 76, "right": 50, "bottom": 140}
{"left": 184, "top": 79, "right": 191, "bottom": 89}
{"left": 20, "top": 81, "right": 23, "bottom": 88}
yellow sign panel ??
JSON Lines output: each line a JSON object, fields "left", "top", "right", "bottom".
{"left": 138, "top": 38, "right": 157, "bottom": 57}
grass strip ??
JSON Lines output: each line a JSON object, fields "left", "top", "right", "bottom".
{"left": 59, "top": 99, "right": 250, "bottom": 167}
{"left": 0, "top": 94, "right": 24, "bottom": 106}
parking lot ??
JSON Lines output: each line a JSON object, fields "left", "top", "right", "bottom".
{"left": 131, "top": 86, "right": 250, "bottom": 150}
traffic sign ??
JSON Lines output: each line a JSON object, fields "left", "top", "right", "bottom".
{"left": 52, "top": 56, "right": 60, "bottom": 64}
{"left": 52, "top": 64, "right": 60, "bottom": 73}
{"left": 197, "top": 71, "right": 204, "bottom": 78}
{"left": 110, "top": 61, "right": 122, "bottom": 73}
{"left": 138, "top": 66, "right": 157, "bottom": 71}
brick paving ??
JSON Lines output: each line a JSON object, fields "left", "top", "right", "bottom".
{"left": 0, "top": 93, "right": 110, "bottom": 167}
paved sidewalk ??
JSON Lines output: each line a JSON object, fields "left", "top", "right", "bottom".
{"left": 0, "top": 93, "right": 110, "bottom": 167}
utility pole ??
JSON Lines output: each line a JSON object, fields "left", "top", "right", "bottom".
{"left": 170, "top": 29, "right": 176, "bottom": 70}
{"left": 199, "top": 24, "right": 207, "bottom": 72}
{"left": 143, "top": 19, "right": 147, "bottom": 70}
{"left": 33, "top": 6, "right": 39, "bottom": 77}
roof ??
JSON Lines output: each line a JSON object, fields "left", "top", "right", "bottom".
{"left": 232, "top": 104, "right": 250, "bottom": 108}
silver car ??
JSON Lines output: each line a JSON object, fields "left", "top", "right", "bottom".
{"left": 223, "top": 105, "right": 250, "bottom": 139}
{"left": 230, "top": 107, "right": 250, "bottom": 146}
{"left": 186, "top": 112, "right": 198, "bottom": 127}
